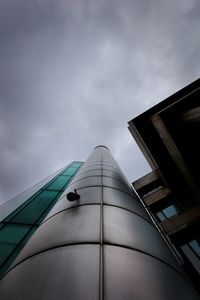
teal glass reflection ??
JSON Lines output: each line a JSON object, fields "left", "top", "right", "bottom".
{"left": 10, "top": 190, "right": 59, "bottom": 224}
{"left": 3, "top": 191, "right": 41, "bottom": 223}
{"left": 0, "top": 224, "right": 30, "bottom": 243}
{"left": 71, "top": 162, "right": 82, "bottom": 168}
{"left": 21, "top": 227, "right": 37, "bottom": 246}
{"left": 0, "top": 162, "right": 83, "bottom": 278}
{"left": 0, "top": 244, "right": 16, "bottom": 266}
{"left": 46, "top": 176, "right": 71, "bottom": 191}
{"left": 0, "top": 224, "right": 30, "bottom": 266}
{"left": 163, "top": 205, "right": 178, "bottom": 218}
{"left": 62, "top": 168, "right": 77, "bottom": 176}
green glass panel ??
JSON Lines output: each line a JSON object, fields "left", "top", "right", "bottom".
{"left": 62, "top": 168, "right": 77, "bottom": 176}
{"left": 21, "top": 227, "right": 37, "bottom": 245}
{"left": 0, "top": 243, "right": 16, "bottom": 266}
{"left": 3, "top": 190, "right": 41, "bottom": 223}
{"left": 0, "top": 227, "right": 36, "bottom": 277}
{"left": 36, "top": 191, "right": 63, "bottom": 225}
{"left": 71, "top": 162, "right": 82, "bottom": 168}
{"left": 0, "top": 224, "right": 30, "bottom": 243}
{"left": 11, "top": 190, "right": 59, "bottom": 224}
{"left": 46, "top": 176, "right": 71, "bottom": 191}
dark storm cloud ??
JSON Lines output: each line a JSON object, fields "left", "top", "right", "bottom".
{"left": 0, "top": 0, "right": 200, "bottom": 203}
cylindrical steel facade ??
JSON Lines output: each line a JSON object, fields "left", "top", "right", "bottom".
{"left": 0, "top": 146, "right": 199, "bottom": 299}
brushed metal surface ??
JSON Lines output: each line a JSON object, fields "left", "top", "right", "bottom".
{"left": 102, "top": 169, "right": 127, "bottom": 181}
{"left": 69, "top": 176, "right": 102, "bottom": 190}
{"left": 13, "top": 205, "right": 100, "bottom": 265}
{"left": 103, "top": 205, "right": 182, "bottom": 272}
{"left": 103, "top": 176, "right": 133, "bottom": 195}
{"left": 104, "top": 245, "right": 200, "bottom": 300}
{"left": 0, "top": 245, "right": 99, "bottom": 300}
{"left": 73, "top": 169, "right": 102, "bottom": 180}
{"left": 103, "top": 186, "right": 151, "bottom": 221}
{"left": 1, "top": 146, "right": 199, "bottom": 300}
{"left": 48, "top": 186, "right": 102, "bottom": 218}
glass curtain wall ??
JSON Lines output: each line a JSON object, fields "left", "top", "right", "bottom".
{"left": 0, "top": 162, "right": 83, "bottom": 278}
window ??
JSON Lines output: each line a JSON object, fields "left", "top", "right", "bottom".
{"left": 0, "top": 224, "right": 30, "bottom": 244}
{"left": 46, "top": 175, "right": 71, "bottom": 191}
{"left": 156, "top": 211, "right": 166, "bottom": 221}
{"left": 156, "top": 204, "right": 178, "bottom": 221}
{"left": 3, "top": 191, "right": 41, "bottom": 222}
{"left": 0, "top": 164, "right": 81, "bottom": 278}
{"left": 62, "top": 168, "right": 77, "bottom": 176}
{"left": 10, "top": 190, "right": 59, "bottom": 225}
{"left": 71, "top": 162, "right": 82, "bottom": 168}
{"left": 181, "top": 238, "right": 200, "bottom": 274}
{"left": 0, "top": 244, "right": 16, "bottom": 266}
{"left": 0, "top": 224, "right": 30, "bottom": 266}
{"left": 189, "top": 239, "right": 200, "bottom": 257}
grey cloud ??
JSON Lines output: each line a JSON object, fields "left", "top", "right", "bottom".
{"left": 0, "top": 0, "right": 200, "bottom": 204}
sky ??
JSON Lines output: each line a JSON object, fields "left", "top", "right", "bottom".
{"left": 0, "top": 0, "right": 200, "bottom": 204}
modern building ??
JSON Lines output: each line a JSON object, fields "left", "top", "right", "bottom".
{"left": 0, "top": 161, "right": 83, "bottom": 279}
{"left": 0, "top": 146, "right": 199, "bottom": 299}
{"left": 128, "top": 78, "right": 200, "bottom": 293}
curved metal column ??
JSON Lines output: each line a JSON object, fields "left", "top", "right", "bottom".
{"left": 0, "top": 146, "right": 199, "bottom": 300}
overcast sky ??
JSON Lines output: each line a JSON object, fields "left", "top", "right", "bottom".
{"left": 0, "top": 0, "right": 200, "bottom": 204}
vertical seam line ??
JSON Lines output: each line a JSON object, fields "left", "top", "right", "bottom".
{"left": 99, "top": 147, "right": 104, "bottom": 300}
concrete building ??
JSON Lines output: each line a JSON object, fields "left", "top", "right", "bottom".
{"left": 128, "top": 78, "right": 200, "bottom": 293}
{"left": 0, "top": 146, "right": 199, "bottom": 299}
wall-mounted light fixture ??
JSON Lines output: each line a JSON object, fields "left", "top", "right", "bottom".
{"left": 66, "top": 189, "right": 80, "bottom": 201}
